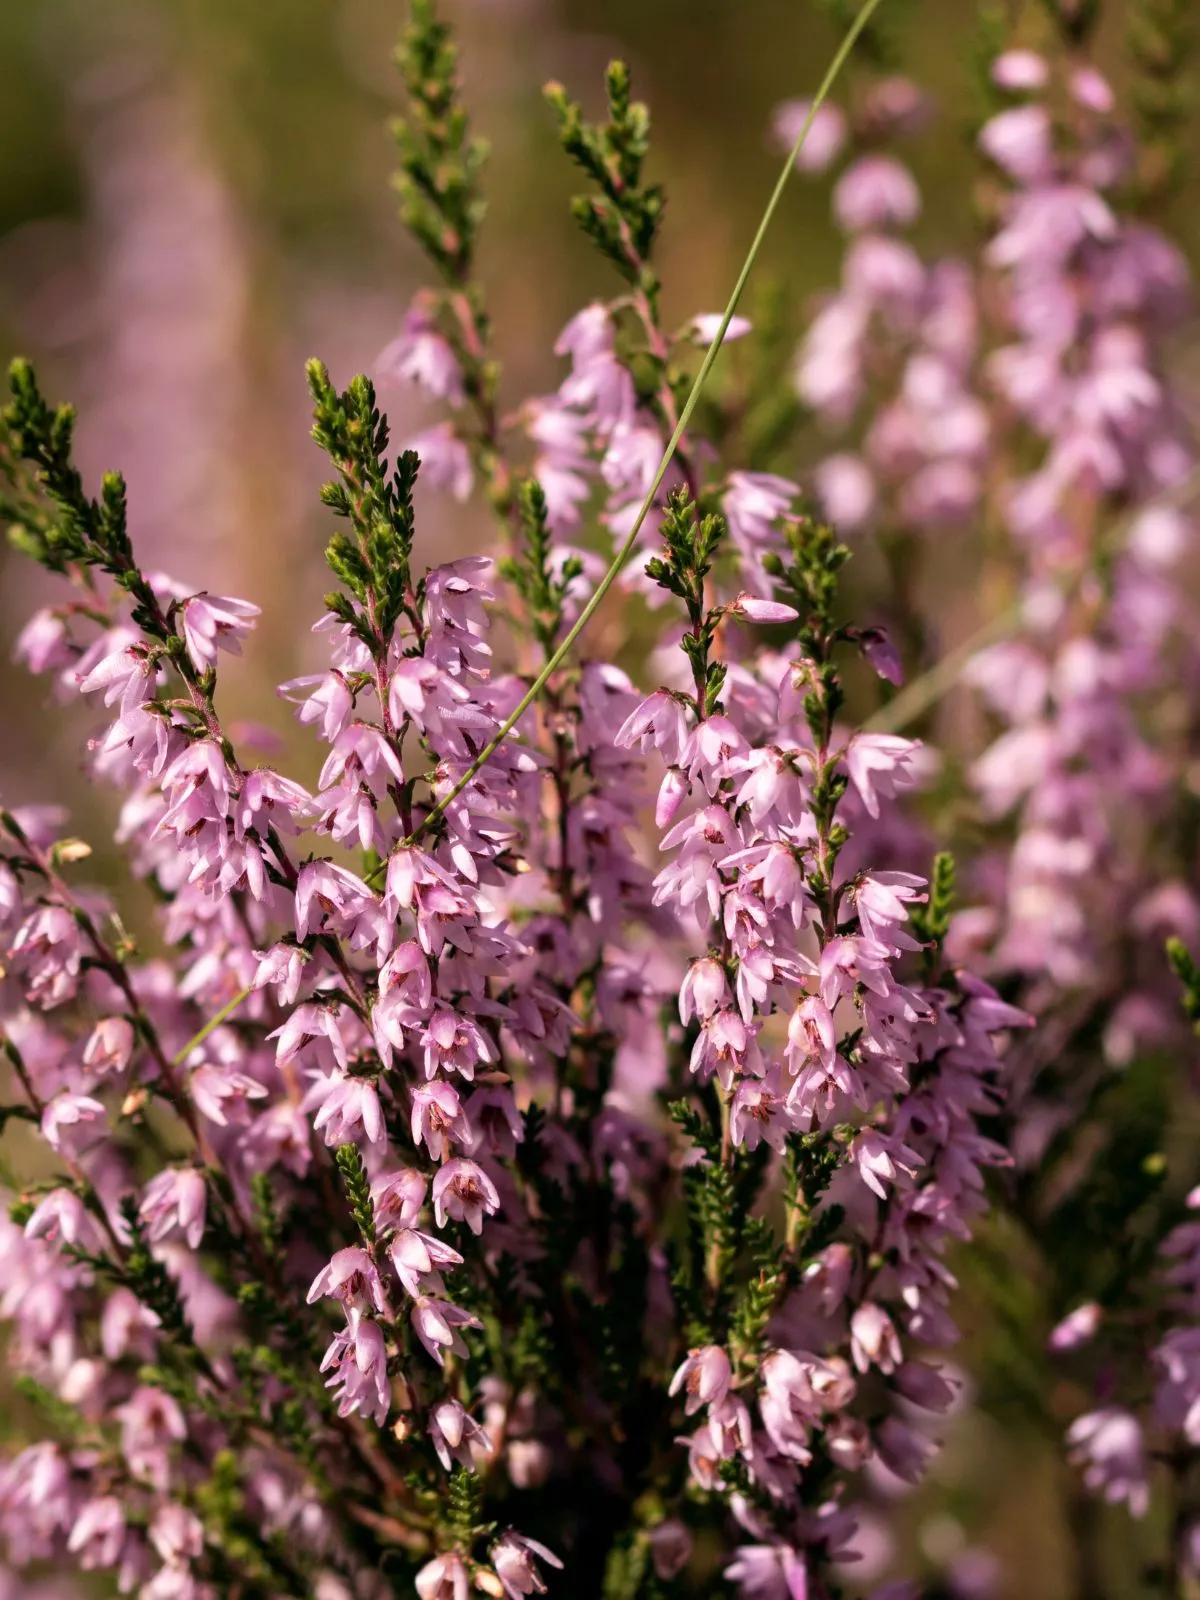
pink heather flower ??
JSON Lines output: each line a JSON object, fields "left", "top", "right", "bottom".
{"left": 722, "top": 841, "right": 809, "bottom": 926}
{"left": 979, "top": 105, "right": 1053, "bottom": 184}
{"left": 188, "top": 1064, "right": 268, "bottom": 1127}
{"left": 690, "top": 1007, "right": 754, "bottom": 1088}
{"left": 180, "top": 593, "right": 260, "bottom": 673}
{"left": 526, "top": 392, "right": 591, "bottom": 461}
{"left": 532, "top": 460, "right": 592, "bottom": 535}
{"left": 1070, "top": 65, "right": 1115, "bottom": 114}
{"left": 814, "top": 452, "right": 875, "bottom": 531}
{"left": 796, "top": 299, "right": 870, "bottom": 420}
{"left": 857, "top": 626, "right": 904, "bottom": 685}
{"left": 833, "top": 156, "right": 921, "bottom": 233}
{"left": 844, "top": 732, "right": 920, "bottom": 819}
{"left": 14, "top": 609, "right": 73, "bottom": 674}
{"left": 850, "top": 871, "right": 926, "bottom": 948}
{"left": 804, "top": 1242, "right": 854, "bottom": 1314}
{"left": 849, "top": 1303, "right": 903, "bottom": 1374}
{"left": 279, "top": 670, "right": 353, "bottom": 742}
{"left": 724, "top": 1543, "right": 809, "bottom": 1600}
{"left": 319, "top": 722, "right": 405, "bottom": 793}
{"left": 616, "top": 689, "right": 692, "bottom": 766}
{"left": 320, "top": 1316, "right": 390, "bottom": 1426}
{"left": 669, "top": 1345, "right": 732, "bottom": 1416}
{"left": 731, "top": 1067, "right": 789, "bottom": 1155}
{"left": 432, "top": 1158, "right": 501, "bottom": 1235}
{"left": 1067, "top": 1408, "right": 1150, "bottom": 1516}
{"left": 416, "top": 1553, "right": 471, "bottom": 1600}
{"left": 683, "top": 715, "right": 748, "bottom": 796}
{"left": 1048, "top": 1302, "right": 1102, "bottom": 1353}
{"left": 809, "top": 1355, "right": 857, "bottom": 1412}
{"left": 429, "top": 1399, "right": 491, "bottom": 1473}
{"left": 406, "top": 422, "right": 473, "bottom": 501}
{"left": 864, "top": 73, "right": 933, "bottom": 135}
{"left": 876, "top": 1415, "right": 937, "bottom": 1485}
{"left": 371, "top": 1169, "right": 427, "bottom": 1233}
{"left": 140, "top": 1168, "right": 207, "bottom": 1250}
{"left": 101, "top": 1289, "right": 161, "bottom": 1362}
{"left": 787, "top": 1054, "right": 858, "bottom": 1129}
{"left": 306, "top": 1248, "right": 389, "bottom": 1316}
{"left": 843, "top": 235, "right": 926, "bottom": 308}
{"left": 555, "top": 305, "right": 636, "bottom": 429}
{"left": 723, "top": 472, "right": 798, "bottom": 560}
{"left": 825, "top": 1414, "right": 872, "bottom": 1470}
{"left": 66, "top": 1496, "right": 126, "bottom": 1569}
{"left": 383, "top": 846, "right": 437, "bottom": 913}
{"left": 679, "top": 957, "right": 730, "bottom": 1024}
{"left": 388, "top": 658, "right": 471, "bottom": 736}
{"left": 423, "top": 556, "right": 495, "bottom": 674}
{"left": 411, "top": 1079, "right": 468, "bottom": 1161}
{"left": 12, "top": 904, "right": 85, "bottom": 1006}
{"left": 681, "top": 1421, "right": 726, "bottom": 1490}
{"left": 893, "top": 1361, "right": 958, "bottom": 1413}
{"left": 411, "top": 1295, "right": 482, "bottom": 1367}
{"left": 602, "top": 418, "right": 664, "bottom": 500}
{"left": 0, "top": 1441, "right": 72, "bottom": 1556}
{"left": 116, "top": 1387, "right": 186, "bottom": 1493}
{"left": 986, "top": 185, "right": 1117, "bottom": 272}
{"left": 294, "top": 861, "right": 374, "bottom": 943}
{"left": 82, "top": 1015, "right": 135, "bottom": 1077}
{"left": 771, "top": 98, "right": 848, "bottom": 173}
{"left": 77, "top": 633, "right": 158, "bottom": 711}
{"left": 725, "top": 593, "right": 799, "bottom": 625}
{"left": 389, "top": 1228, "right": 463, "bottom": 1297}
{"left": 310, "top": 1074, "right": 387, "bottom": 1147}
{"left": 272, "top": 1001, "right": 350, "bottom": 1072}
{"left": 41, "top": 1093, "right": 107, "bottom": 1154}
{"left": 687, "top": 313, "right": 752, "bottom": 347}
{"left": 24, "top": 1188, "right": 97, "bottom": 1250}
{"left": 421, "top": 1005, "right": 497, "bottom": 1082}
{"left": 785, "top": 994, "right": 837, "bottom": 1073}
{"left": 655, "top": 766, "right": 690, "bottom": 829}
{"left": 554, "top": 302, "right": 613, "bottom": 365}
{"left": 379, "top": 940, "right": 434, "bottom": 1003}
{"left": 142, "top": 1564, "right": 202, "bottom": 1600}
{"left": 379, "top": 305, "right": 464, "bottom": 405}
{"left": 235, "top": 767, "right": 311, "bottom": 840}
{"left": 490, "top": 1532, "right": 564, "bottom": 1598}
{"left": 759, "top": 1352, "right": 841, "bottom": 1462}
{"left": 853, "top": 1131, "right": 919, "bottom": 1200}
{"left": 707, "top": 1396, "right": 750, "bottom": 1463}
{"left": 649, "top": 1519, "right": 693, "bottom": 1581}
{"left": 466, "top": 1086, "right": 524, "bottom": 1160}
{"left": 253, "top": 941, "right": 308, "bottom": 1006}
{"left": 991, "top": 49, "right": 1048, "bottom": 91}
{"left": 818, "top": 936, "right": 894, "bottom": 1009}
{"left": 148, "top": 1504, "right": 203, "bottom": 1566}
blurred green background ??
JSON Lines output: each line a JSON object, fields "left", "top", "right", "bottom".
{"left": 0, "top": 1, "right": 1198, "bottom": 1595}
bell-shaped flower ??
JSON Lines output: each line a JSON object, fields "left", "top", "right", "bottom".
{"left": 669, "top": 1345, "right": 732, "bottom": 1417}
{"left": 432, "top": 1159, "right": 501, "bottom": 1235}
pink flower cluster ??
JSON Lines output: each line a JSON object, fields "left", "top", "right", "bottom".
{"left": 778, "top": 18, "right": 1200, "bottom": 1585}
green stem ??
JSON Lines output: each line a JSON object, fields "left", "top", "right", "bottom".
{"left": 863, "top": 604, "right": 1019, "bottom": 736}
{"left": 172, "top": 985, "right": 253, "bottom": 1067}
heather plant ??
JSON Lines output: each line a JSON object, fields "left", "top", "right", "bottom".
{"left": 0, "top": 2, "right": 1198, "bottom": 1598}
